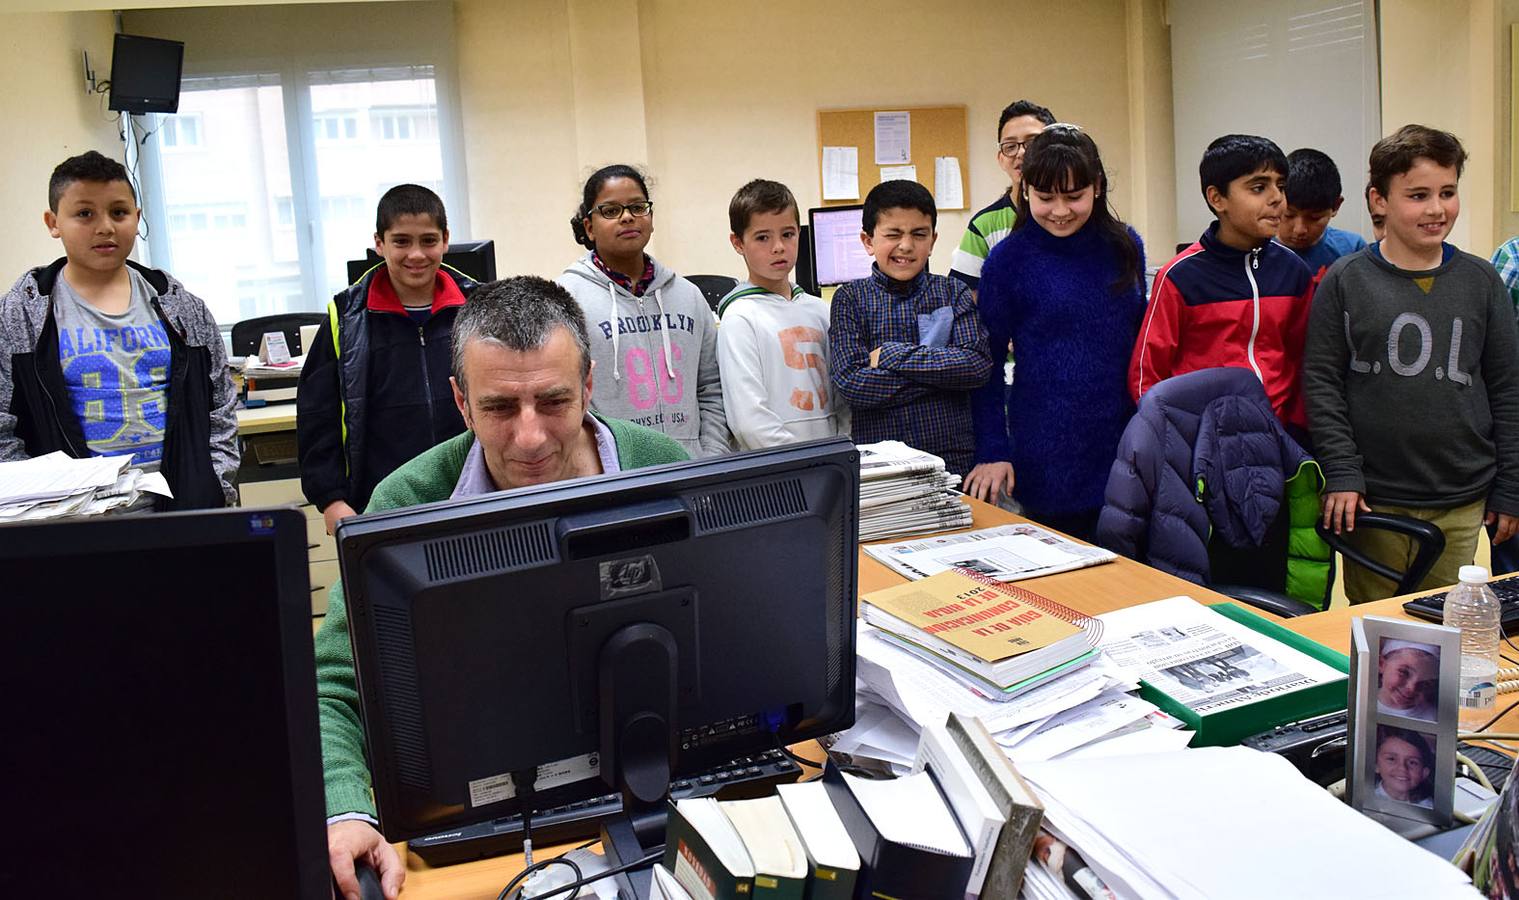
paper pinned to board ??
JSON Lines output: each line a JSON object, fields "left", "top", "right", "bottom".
{"left": 822, "top": 146, "right": 860, "bottom": 200}
{"left": 879, "top": 165, "right": 917, "bottom": 183}
{"left": 874, "top": 111, "right": 911, "bottom": 164}
{"left": 934, "top": 156, "right": 964, "bottom": 210}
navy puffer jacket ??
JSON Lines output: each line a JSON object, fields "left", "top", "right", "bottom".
{"left": 1095, "top": 367, "right": 1318, "bottom": 588}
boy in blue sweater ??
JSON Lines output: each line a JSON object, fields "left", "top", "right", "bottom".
{"left": 1278, "top": 148, "right": 1367, "bottom": 281}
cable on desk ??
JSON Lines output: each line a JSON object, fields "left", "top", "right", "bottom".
{"left": 1460, "top": 732, "right": 1519, "bottom": 742}
{"left": 1456, "top": 752, "right": 1497, "bottom": 792}
{"left": 499, "top": 849, "right": 664, "bottom": 900}
{"left": 773, "top": 733, "right": 821, "bottom": 770}
{"left": 1471, "top": 696, "right": 1519, "bottom": 734}
{"left": 495, "top": 856, "right": 583, "bottom": 900}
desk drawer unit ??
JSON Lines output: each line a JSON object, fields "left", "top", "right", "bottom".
{"left": 237, "top": 476, "right": 334, "bottom": 617}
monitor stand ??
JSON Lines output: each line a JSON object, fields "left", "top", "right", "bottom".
{"left": 597, "top": 622, "right": 679, "bottom": 900}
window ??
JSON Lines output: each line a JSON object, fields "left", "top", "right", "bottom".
{"left": 141, "top": 64, "right": 461, "bottom": 325}
{"left": 160, "top": 114, "right": 203, "bottom": 149}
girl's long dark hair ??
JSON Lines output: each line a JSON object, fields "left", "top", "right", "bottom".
{"left": 1012, "top": 125, "right": 1144, "bottom": 293}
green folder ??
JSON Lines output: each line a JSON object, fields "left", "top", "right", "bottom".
{"left": 1129, "top": 602, "right": 1350, "bottom": 747}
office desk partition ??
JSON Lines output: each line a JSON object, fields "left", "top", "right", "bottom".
{"left": 390, "top": 499, "right": 1251, "bottom": 898}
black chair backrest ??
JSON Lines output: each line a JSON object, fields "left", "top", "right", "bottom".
{"left": 1316, "top": 513, "right": 1447, "bottom": 597}
{"left": 231, "top": 313, "right": 328, "bottom": 358}
{"left": 685, "top": 275, "right": 738, "bottom": 314}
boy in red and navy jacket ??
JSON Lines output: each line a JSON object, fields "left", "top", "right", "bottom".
{"left": 297, "top": 184, "right": 477, "bottom": 533}
{"left": 1129, "top": 135, "right": 1314, "bottom": 428}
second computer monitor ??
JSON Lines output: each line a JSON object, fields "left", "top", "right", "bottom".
{"left": 345, "top": 238, "right": 497, "bottom": 286}
{"left": 808, "top": 204, "right": 874, "bottom": 289}
{"left": 337, "top": 438, "right": 860, "bottom": 843}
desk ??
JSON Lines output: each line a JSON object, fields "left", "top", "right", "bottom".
{"left": 236, "top": 402, "right": 298, "bottom": 436}
{"left": 391, "top": 499, "right": 1248, "bottom": 898}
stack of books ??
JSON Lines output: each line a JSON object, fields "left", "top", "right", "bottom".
{"left": 857, "top": 441, "right": 973, "bottom": 542}
{"left": 860, "top": 569, "right": 1103, "bottom": 700}
{"left": 652, "top": 713, "right": 1044, "bottom": 900}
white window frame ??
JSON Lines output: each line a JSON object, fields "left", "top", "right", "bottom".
{"left": 135, "top": 51, "right": 470, "bottom": 319}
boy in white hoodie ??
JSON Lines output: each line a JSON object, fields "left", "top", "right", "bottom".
{"left": 557, "top": 164, "right": 730, "bottom": 457}
{"left": 716, "top": 179, "right": 847, "bottom": 449}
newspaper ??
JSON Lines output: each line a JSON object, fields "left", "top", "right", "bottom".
{"left": 1095, "top": 596, "right": 1345, "bottom": 716}
{"left": 857, "top": 440, "right": 946, "bottom": 480}
{"left": 863, "top": 523, "right": 1116, "bottom": 582}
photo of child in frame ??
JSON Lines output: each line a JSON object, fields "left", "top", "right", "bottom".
{"left": 1377, "top": 637, "right": 1440, "bottom": 723}
{"left": 1373, "top": 725, "right": 1437, "bottom": 809}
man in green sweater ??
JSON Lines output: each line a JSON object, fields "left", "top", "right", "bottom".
{"left": 1305, "top": 125, "right": 1519, "bottom": 603}
{"left": 320, "top": 276, "right": 687, "bottom": 899}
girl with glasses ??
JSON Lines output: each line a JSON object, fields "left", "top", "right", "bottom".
{"left": 558, "top": 164, "right": 730, "bottom": 457}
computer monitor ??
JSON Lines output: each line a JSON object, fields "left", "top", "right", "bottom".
{"left": 0, "top": 508, "right": 329, "bottom": 898}
{"left": 108, "top": 33, "right": 185, "bottom": 115}
{"left": 345, "top": 238, "right": 498, "bottom": 286}
{"left": 808, "top": 204, "right": 874, "bottom": 289}
{"left": 337, "top": 437, "right": 859, "bottom": 897}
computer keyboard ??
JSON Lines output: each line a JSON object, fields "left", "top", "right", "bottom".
{"left": 407, "top": 748, "right": 803, "bottom": 867}
{"left": 1402, "top": 573, "right": 1519, "bottom": 633}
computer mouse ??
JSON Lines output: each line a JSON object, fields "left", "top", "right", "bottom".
{"left": 332, "top": 858, "right": 385, "bottom": 900}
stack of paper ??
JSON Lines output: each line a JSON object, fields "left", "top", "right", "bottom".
{"left": 828, "top": 622, "right": 1191, "bottom": 776}
{"left": 0, "top": 452, "right": 172, "bottom": 521}
{"left": 856, "top": 441, "right": 972, "bottom": 542}
{"left": 864, "top": 522, "right": 1117, "bottom": 582}
{"left": 1019, "top": 747, "right": 1476, "bottom": 899}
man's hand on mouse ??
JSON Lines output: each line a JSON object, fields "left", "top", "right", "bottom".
{"left": 328, "top": 820, "right": 403, "bottom": 900}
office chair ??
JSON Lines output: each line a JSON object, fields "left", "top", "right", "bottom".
{"left": 1095, "top": 367, "right": 1440, "bottom": 618}
{"left": 685, "top": 274, "right": 738, "bottom": 314}
{"left": 1315, "top": 513, "right": 1446, "bottom": 597}
{"left": 231, "top": 312, "right": 327, "bottom": 358}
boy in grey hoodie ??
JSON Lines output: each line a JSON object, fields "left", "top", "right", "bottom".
{"left": 557, "top": 165, "right": 729, "bottom": 457}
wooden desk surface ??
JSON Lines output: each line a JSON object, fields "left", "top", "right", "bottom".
{"left": 235, "top": 403, "right": 298, "bottom": 435}
{"left": 392, "top": 499, "right": 1247, "bottom": 898}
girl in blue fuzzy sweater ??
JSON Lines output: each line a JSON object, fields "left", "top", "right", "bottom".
{"left": 964, "top": 125, "right": 1147, "bottom": 542}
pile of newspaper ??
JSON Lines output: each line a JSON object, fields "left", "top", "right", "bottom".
{"left": 831, "top": 595, "right": 1347, "bottom": 780}
{"left": 857, "top": 441, "right": 972, "bottom": 542}
{"left": 0, "top": 452, "right": 171, "bottom": 521}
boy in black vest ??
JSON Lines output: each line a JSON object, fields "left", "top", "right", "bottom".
{"left": 298, "top": 184, "right": 478, "bottom": 532}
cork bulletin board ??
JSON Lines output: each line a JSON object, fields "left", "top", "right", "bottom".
{"left": 816, "top": 104, "right": 969, "bottom": 209}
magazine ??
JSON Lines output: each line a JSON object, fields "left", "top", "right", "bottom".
{"left": 863, "top": 523, "right": 1116, "bottom": 582}
{"left": 1095, "top": 596, "right": 1345, "bottom": 715}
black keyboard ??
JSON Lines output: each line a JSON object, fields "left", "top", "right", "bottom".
{"left": 1402, "top": 573, "right": 1519, "bottom": 633}
{"left": 407, "top": 749, "right": 803, "bottom": 867}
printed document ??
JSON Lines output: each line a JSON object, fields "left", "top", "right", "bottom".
{"left": 864, "top": 523, "right": 1116, "bottom": 582}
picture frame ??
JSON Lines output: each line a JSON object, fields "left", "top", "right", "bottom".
{"left": 1349, "top": 615, "right": 1460, "bottom": 826}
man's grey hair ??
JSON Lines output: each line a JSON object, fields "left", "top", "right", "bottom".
{"left": 451, "top": 275, "right": 593, "bottom": 393}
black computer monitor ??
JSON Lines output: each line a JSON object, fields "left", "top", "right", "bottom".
{"left": 345, "top": 238, "right": 498, "bottom": 286}
{"left": 0, "top": 508, "right": 329, "bottom": 898}
{"left": 808, "top": 204, "right": 873, "bottom": 289}
{"left": 108, "top": 33, "right": 185, "bottom": 115}
{"left": 337, "top": 438, "right": 859, "bottom": 896}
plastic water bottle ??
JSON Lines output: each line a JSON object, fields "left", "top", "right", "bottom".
{"left": 1444, "top": 565, "right": 1502, "bottom": 729}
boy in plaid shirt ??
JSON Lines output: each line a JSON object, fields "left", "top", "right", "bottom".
{"left": 829, "top": 180, "right": 993, "bottom": 476}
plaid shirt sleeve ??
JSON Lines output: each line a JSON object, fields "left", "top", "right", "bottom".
{"left": 1492, "top": 238, "right": 1519, "bottom": 319}
{"left": 829, "top": 282, "right": 931, "bottom": 410}
{"left": 874, "top": 279, "right": 993, "bottom": 389}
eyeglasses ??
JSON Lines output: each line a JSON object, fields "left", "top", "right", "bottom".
{"left": 998, "top": 138, "right": 1035, "bottom": 157}
{"left": 592, "top": 201, "right": 654, "bottom": 220}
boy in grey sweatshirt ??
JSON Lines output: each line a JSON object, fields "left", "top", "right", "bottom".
{"left": 1305, "top": 125, "right": 1519, "bottom": 601}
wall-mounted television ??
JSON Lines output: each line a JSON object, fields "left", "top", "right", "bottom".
{"left": 108, "top": 33, "right": 185, "bottom": 115}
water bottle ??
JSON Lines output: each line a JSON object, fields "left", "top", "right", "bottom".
{"left": 1444, "top": 565, "right": 1502, "bottom": 729}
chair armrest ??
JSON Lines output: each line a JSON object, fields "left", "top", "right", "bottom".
{"left": 1315, "top": 512, "right": 1446, "bottom": 596}
{"left": 1210, "top": 584, "right": 1320, "bottom": 618}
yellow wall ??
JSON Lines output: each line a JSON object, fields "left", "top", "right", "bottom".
{"left": 1380, "top": 0, "right": 1505, "bottom": 254}
{"left": 455, "top": 0, "right": 1157, "bottom": 280}
{"left": 0, "top": 11, "right": 124, "bottom": 280}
